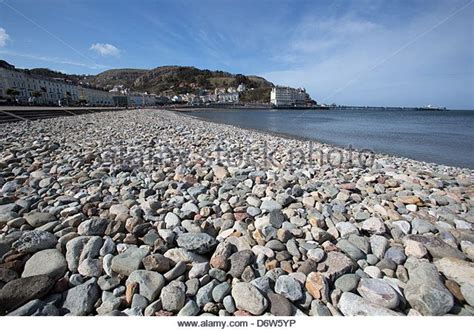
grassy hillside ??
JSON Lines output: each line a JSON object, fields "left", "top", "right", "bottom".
{"left": 85, "top": 68, "right": 149, "bottom": 89}
{"left": 131, "top": 67, "right": 273, "bottom": 96}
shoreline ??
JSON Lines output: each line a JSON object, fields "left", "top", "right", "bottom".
{"left": 0, "top": 108, "right": 473, "bottom": 316}
{"left": 172, "top": 109, "right": 474, "bottom": 172}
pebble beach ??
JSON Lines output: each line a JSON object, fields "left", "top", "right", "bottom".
{"left": 0, "top": 108, "right": 473, "bottom": 316}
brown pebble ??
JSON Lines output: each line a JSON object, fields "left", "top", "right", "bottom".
{"left": 445, "top": 279, "right": 465, "bottom": 302}
{"left": 125, "top": 282, "right": 138, "bottom": 306}
{"left": 265, "top": 259, "right": 278, "bottom": 270}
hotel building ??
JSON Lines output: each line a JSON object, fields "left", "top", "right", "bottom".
{"left": 270, "top": 86, "right": 310, "bottom": 107}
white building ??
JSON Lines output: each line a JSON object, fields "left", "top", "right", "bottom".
{"left": 214, "top": 87, "right": 227, "bottom": 95}
{"left": 0, "top": 66, "right": 80, "bottom": 105}
{"left": 0, "top": 63, "right": 117, "bottom": 106}
{"left": 237, "top": 83, "right": 246, "bottom": 92}
{"left": 78, "top": 86, "right": 115, "bottom": 106}
{"left": 127, "top": 93, "right": 156, "bottom": 107}
{"left": 270, "top": 86, "right": 309, "bottom": 107}
{"left": 109, "top": 85, "right": 130, "bottom": 95}
{"left": 199, "top": 94, "right": 217, "bottom": 104}
{"left": 218, "top": 92, "right": 239, "bottom": 103}
{"left": 171, "top": 95, "right": 183, "bottom": 103}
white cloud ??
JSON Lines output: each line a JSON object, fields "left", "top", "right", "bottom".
{"left": 89, "top": 43, "right": 120, "bottom": 56}
{"left": 0, "top": 28, "right": 10, "bottom": 47}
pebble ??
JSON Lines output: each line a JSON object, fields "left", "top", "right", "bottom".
{"left": 223, "top": 295, "right": 236, "bottom": 314}
{"left": 142, "top": 253, "right": 173, "bottom": 273}
{"left": 336, "top": 222, "right": 359, "bottom": 238}
{"left": 0, "top": 275, "right": 55, "bottom": 314}
{"left": 22, "top": 249, "right": 67, "bottom": 279}
{"left": 126, "top": 270, "right": 165, "bottom": 301}
{"left": 385, "top": 246, "right": 406, "bottom": 264}
{"left": 307, "top": 248, "right": 325, "bottom": 262}
{"left": 196, "top": 279, "right": 218, "bottom": 307}
{"left": 335, "top": 274, "right": 360, "bottom": 292}
{"left": 12, "top": 230, "right": 57, "bottom": 253}
{"left": 111, "top": 246, "right": 150, "bottom": 276}
{"left": 275, "top": 275, "right": 303, "bottom": 301}
{"left": 404, "top": 239, "right": 427, "bottom": 258}
{"left": 268, "top": 292, "right": 294, "bottom": 316}
{"left": 323, "top": 252, "right": 356, "bottom": 281}
{"left": 364, "top": 266, "right": 382, "bottom": 279}
{"left": 0, "top": 109, "right": 472, "bottom": 317}
{"left": 212, "top": 282, "right": 231, "bottom": 303}
{"left": 434, "top": 257, "right": 474, "bottom": 287}
{"left": 305, "top": 272, "right": 329, "bottom": 301}
{"left": 338, "top": 292, "right": 401, "bottom": 316}
{"left": 460, "top": 283, "right": 474, "bottom": 306}
{"left": 178, "top": 300, "right": 200, "bottom": 316}
{"left": 160, "top": 284, "right": 186, "bottom": 312}
{"left": 405, "top": 259, "right": 454, "bottom": 315}
{"left": 231, "top": 282, "right": 268, "bottom": 315}
{"left": 164, "top": 261, "right": 187, "bottom": 281}
{"left": 228, "top": 250, "right": 254, "bottom": 278}
{"left": 176, "top": 233, "right": 217, "bottom": 254}
{"left": 369, "top": 235, "right": 389, "bottom": 259}
{"left": 357, "top": 278, "right": 400, "bottom": 309}
{"left": 309, "top": 300, "right": 332, "bottom": 316}
{"left": 189, "top": 262, "right": 210, "bottom": 279}
{"left": 361, "top": 217, "right": 386, "bottom": 234}
{"left": 78, "top": 258, "right": 102, "bottom": 277}
{"left": 24, "top": 212, "right": 55, "bottom": 228}
{"left": 61, "top": 278, "right": 100, "bottom": 316}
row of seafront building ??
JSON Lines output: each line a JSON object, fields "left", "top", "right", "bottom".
{"left": 0, "top": 62, "right": 159, "bottom": 107}
{"left": 0, "top": 61, "right": 314, "bottom": 108}
{"left": 0, "top": 61, "right": 244, "bottom": 107}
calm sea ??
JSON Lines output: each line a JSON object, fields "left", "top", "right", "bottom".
{"left": 187, "top": 108, "right": 474, "bottom": 169}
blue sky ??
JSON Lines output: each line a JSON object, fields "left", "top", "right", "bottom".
{"left": 0, "top": 0, "right": 473, "bottom": 108}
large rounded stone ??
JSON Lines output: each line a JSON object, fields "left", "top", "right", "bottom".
{"left": 405, "top": 259, "right": 454, "bottom": 315}
{"left": 22, "top": 249, "right": 67, "bottom": 279}
{"left": 357, "top": 278, "right": 400, "bottom": 309}
{"left": 231, "top": 282, "right": 268, "bottom": 315}
{"left": 62, "top": 278, "right": 100, "bottom": 316}
{"left": 268, "top": 292, "right": 294, "bottom": 316}
{"left": 338, "top": 292, "right": 402, "bottom": 316}
{"left": 24, "top": 212, "right": 55, "bottom": 228}
{"left": 176, "top": 232, "right": 217, "bottom": 254}
{"left": 12, "top": 230, "right": 57, "bottom": 253}
{"left": 160, "top": 284, "right": 186, "bottom": 312}
{"left": 126, "top": 270, "right": 165, "bottom": 301}
{"left": 111, "top": 246, "right": 150, "bottom": 276}
{"left": 0, "top": 275, "right": 55, "bottom": 314}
